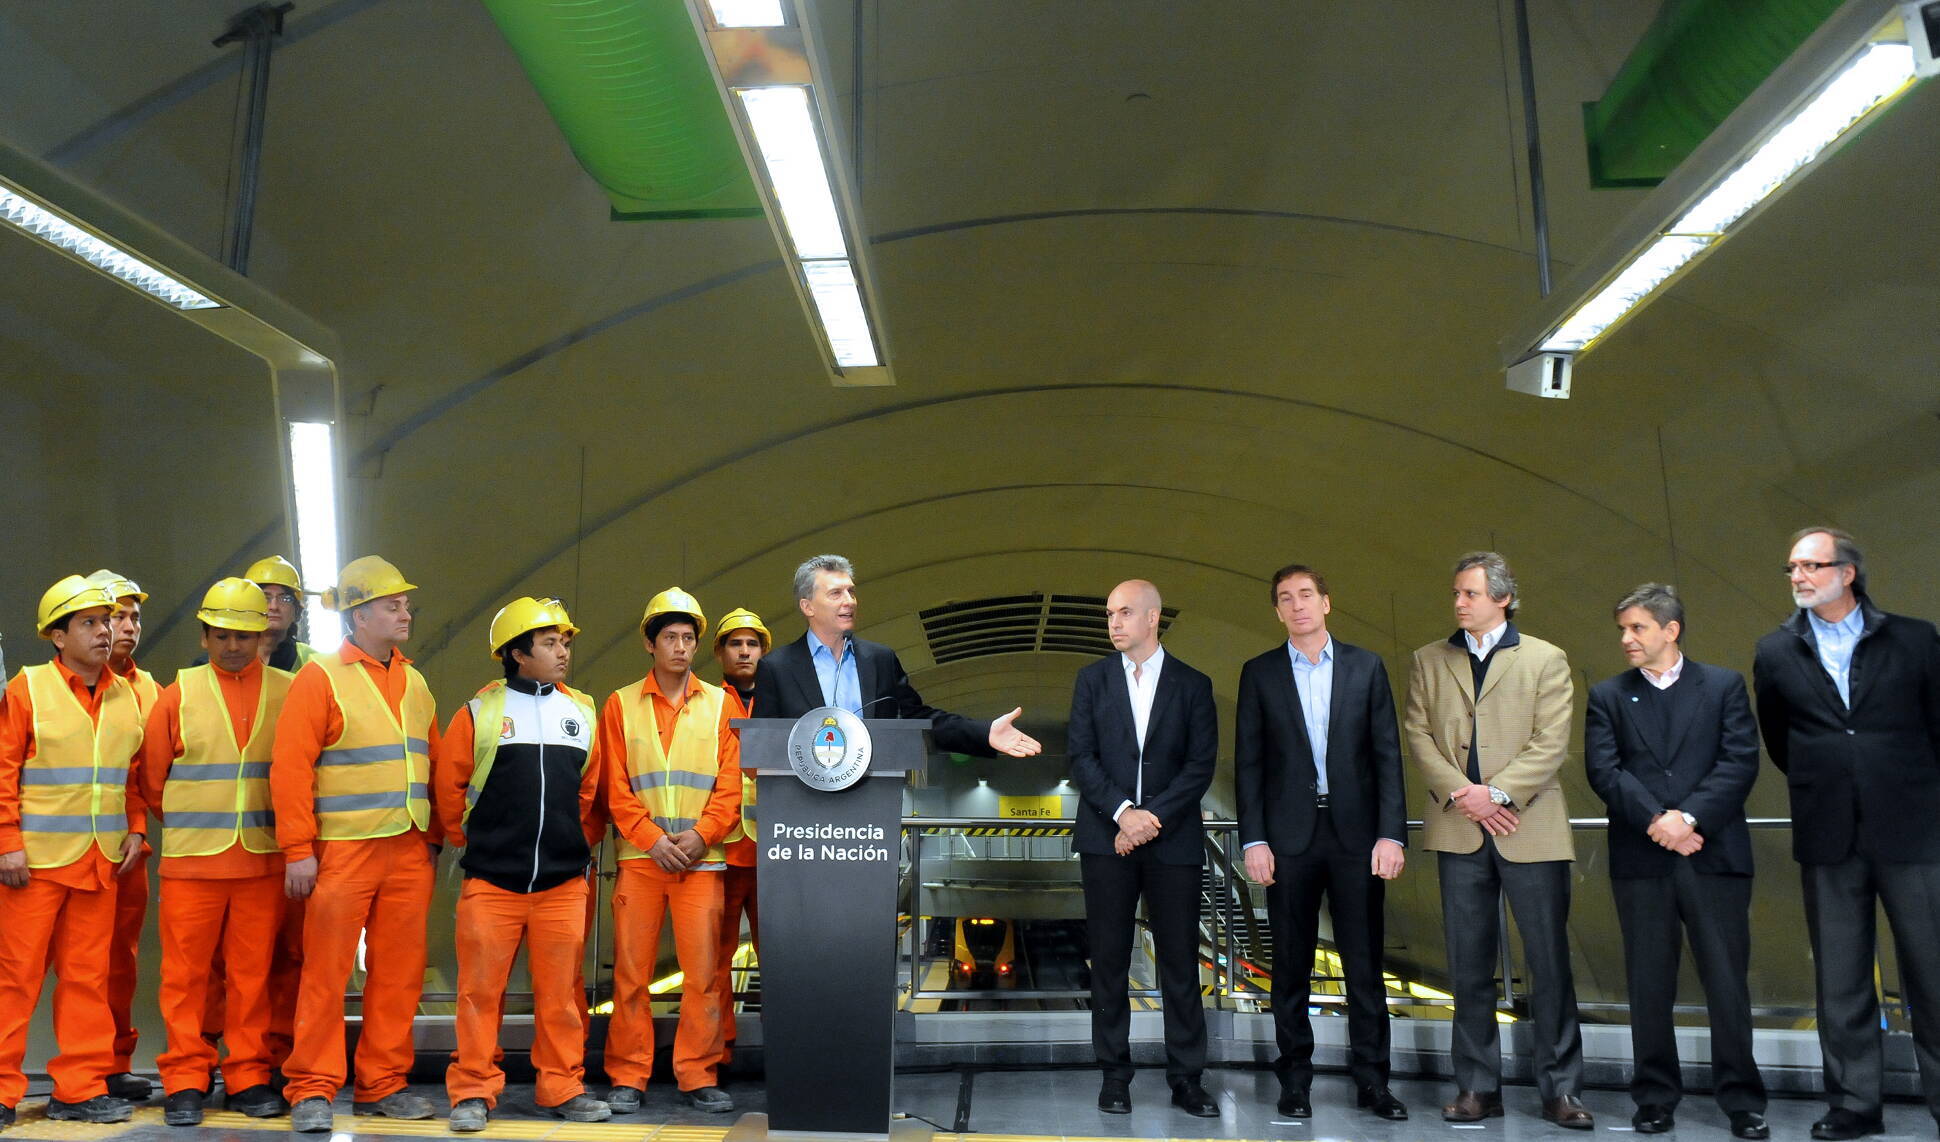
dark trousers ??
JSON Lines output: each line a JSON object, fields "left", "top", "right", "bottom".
{"left": 1438, "top": 843, "right": 1583, "bottom": 1099}
{"left": 1265, "top": 809, "right": 1389, "bottom": 1091}
{"left": 1080, "top": 851, "right": 1206, "bottom": 1083}
{"left": 1802, "top": 854, "right": 1940, "bottom": 1118}
{"left": 1612, "top": 862, "right": 1766, "bottom": 1113}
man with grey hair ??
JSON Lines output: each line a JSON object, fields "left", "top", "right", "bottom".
{"left": 1405, "top": 552, "right": 1588, "bottom": 1128}
{"left": 1586, "top": 584, "right": 1767, "bottom": 1139}
{"left": 1755, "top": 527, "right": 1940, "bottom": 1141}
{"left": 751, "top": 555, "right": 1040, "bottom": 757}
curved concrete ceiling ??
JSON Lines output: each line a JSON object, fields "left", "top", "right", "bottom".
{"left": 3, "top": 0, "right": 1936, "bottom": 832}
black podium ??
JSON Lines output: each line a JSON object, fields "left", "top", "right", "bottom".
{"left": 729, "top": 716, "right": 932, "bottom": 1141}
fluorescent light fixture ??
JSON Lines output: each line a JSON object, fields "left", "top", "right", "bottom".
{"left": 1508, "top": 2, "right": 1925, "bottom": 371}
{"left": 287, "top": 420, "right": 343, "bottom": 653}
{"left": 736, "top": 86, "right": 848, "bottom": 260}
{"left": 707, "top": 0, "right": 786, "bottom": 27}
{"left": 0, "top": 186, "right": 220, "bottom": 311}
{"left": 802, "top": 259, "right": 880, "bottom": 367}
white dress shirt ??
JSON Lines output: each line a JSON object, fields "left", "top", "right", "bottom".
{"left": 1464, "top": 619, "right": 1509, "bottom": 659}
{"left": 1640, "top": 651, "right": 1685, "bottom": 690}
{"left": 1113, "top": 644, "right": 1166, "bottom": 821}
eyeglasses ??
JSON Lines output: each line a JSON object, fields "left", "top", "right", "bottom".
{"left": 1783, "top": 560, "right": 1846, "bottom": 576}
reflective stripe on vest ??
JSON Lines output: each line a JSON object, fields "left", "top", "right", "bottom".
{"left": 311, "top": 654, "right": 435, "bottom": 841}
{"left": 463, "top": 679, "right": 596, "bottom": 825}
{"left": 161, "top": 664, "right": 292, "bottom": 857}
{"left": 616, "top": 678, "right": 728, "bottom": 863}
{"left": 18, "top": 664, "right": 142, "bottom": 868}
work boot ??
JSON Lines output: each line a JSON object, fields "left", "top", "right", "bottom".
{"left": 164, "top": 1090, "right": 204, "bottom": 1127}
{"left": 605, "top": 1086, "right": 644, "bottom": 1114}
{"left": 289, "top": 1097, "right": 334, "bottom": 1133}
{"left": 1, "top": 1103, "right": 16, "bottom": 1132}
{"left": 681, "top": 1087, "right": 734, "bottom": 1113}
{"left": 225, "top": 1084, "right": 289, "bottom": 1117}
{"left": 448, "top": 1099, "right": 488, "bottom": 1133}
{"left": 105, "top": 1073, "right": 153, "bottom": 1102}
{"left": 542, "top": 1094, "right": 611, "bottom": 1122}
{"left": 45, "top": 1096, "right": 134, "bottom": 1124}
{"left": 353, "top": 1091, "right": 436, "bottom": 1119}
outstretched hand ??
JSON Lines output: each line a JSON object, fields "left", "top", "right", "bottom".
{"left": 988, "top": 708, "right": 1041, "bottom": 757}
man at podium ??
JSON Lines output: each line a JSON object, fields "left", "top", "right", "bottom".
{"left": 752, "top": 554, "right": 1042, "bottom": 759}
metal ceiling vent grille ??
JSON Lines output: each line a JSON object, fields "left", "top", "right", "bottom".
{"left": 919, "top": 593, "right": 1178, "bottom": 665}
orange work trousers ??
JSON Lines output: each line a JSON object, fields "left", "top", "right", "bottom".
{"left": 109, "top": 850, "right": 148, "bottom": 1072}
{"left": 714, "top": 864, "right": 759, "bottom": 1066}
{"left": 606, "top": 862, "right": 723, "bottom": 1092}
{"left": 0, "top": 876, "right": 116, "bottom": 1105}
{"left": 202, "top": 893, "right": 302, "bottom": 1071}
{"left": 157, "top": 874, "right": 284, "bottom": 1094}
{"left": 448, "top": 877, "right": 590, "bottom": 1109}
{"left": 282, "top": 833, "right": 433, "bottom": 1105}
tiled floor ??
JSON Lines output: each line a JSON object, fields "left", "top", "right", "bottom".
{"left": 2, "top": 1073, "right": 1935, "bottom": 1142}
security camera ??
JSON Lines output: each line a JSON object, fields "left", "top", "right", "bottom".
{"left": 1505, "top": 352, "right": 1572, "bottom": 399}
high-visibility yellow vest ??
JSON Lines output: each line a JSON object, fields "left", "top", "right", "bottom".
{"left": 463, "top": 679, "right": 596, "bottom": 825}
{"left": 292, "top": 641, "right": 317, "bottom": 668}
{"left": 124, "top": 665, "right": 160, "bottom": 716}
{"left": 615, "top": 678, "right": 729, "bottom": 863}
{"left": 724, "top": 772, "right": 758, "bottom": 844}
{"left": 161, "top": 664, "right": 292, "bottom": 857}
{"left": 17, "top": 664, "right": 142, "bottom": 869}
{"left": 311, "top": 653, "right": 434, "bottom": 841}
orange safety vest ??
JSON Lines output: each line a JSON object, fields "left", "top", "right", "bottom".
{"left": 161, "top": 664, "right": 292, "bottom": 857}
{"left": 17, "top": 664, "right": 142, "bottom": 869}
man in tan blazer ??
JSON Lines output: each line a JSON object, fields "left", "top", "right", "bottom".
{"left": 1405, "top": 552, "right": 1588, "bottom": 1129}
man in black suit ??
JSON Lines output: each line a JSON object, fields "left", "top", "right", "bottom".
{"left": 1754, "top": 527, "right": 1940, "bottom": 1141}
{"left": 1068, "top": 580, "right": 1219, "bottom": 1118}
{"left": 1234, "top": 564, "right": 1407, "bottom": 1122}
{"left": 1584, "top": 583, "right": 1768, "bottom": 1140}
{"left": 750, "top": 554, "right": 1040, "bottom": 757}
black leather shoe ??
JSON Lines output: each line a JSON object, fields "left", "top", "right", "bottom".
{"left": 1097, "top": 1078, "right": 1131, "bottom": 1114}
{"left": 1276, "top": 1089, "right": 1311, "bottom": 1118}
{"left": 164, "top": 1090, "right": 204, "bottom": 1127}
{"left": 1633, "top": 1104, "right": 1675, "bottom": 1134}
{"left": 1812, "top": 1108, "right": 1885, "bottom": 1140}
{"left": 1358, "top": 1085, "right": 1408, "bottom": 1120}
{"left": 1731, "top": 1111, "right": 1771, "bottom": 1140}
{"left": 1170, "top": 1079, "right": 1218, "bottom": 1118}
{"left": 1443, "top": 1090, "right": 1504, "bottom": 1122}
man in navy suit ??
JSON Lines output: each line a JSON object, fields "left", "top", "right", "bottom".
{"left": 1068, "top": 580, "right": 1219, "bottom": 1118}
{"left": 1585, "top": 583, "right": 1767, "bottom": 1140}
{"left": 1235, "top": 564, "right": 1408, "bottom": 1122}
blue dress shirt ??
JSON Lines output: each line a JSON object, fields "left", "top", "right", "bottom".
{"left": 1288, "top": 637, "right": 1335, "bottom": 795}
{"left": 811, "top": 634, "right": 863, "bottom": 713}
{"left": 1807, "top": 605, "right": 1865, "bottom": 708}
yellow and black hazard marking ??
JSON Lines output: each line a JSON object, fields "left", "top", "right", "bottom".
{"left": 962, "top": 827, "right": 1070, "bottom": 837}
{"left": 0, "top": 1106, "right": 734, "bottom": 1142}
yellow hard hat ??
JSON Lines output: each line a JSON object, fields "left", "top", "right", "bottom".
{"left": 197, "top": 578, "right": 271, "bottom": 632}
{"left": 244, "top": 555, "right": 305, "bottom": 598}
{"left": 489, "top": 596, "right": 580, "bottom": 659}
{"left": 641, "top": 587, "right": 707, "bottom": 640}
{"left": 713, "top": 607, "right": 771, "bottom": 650}
{"left": 85, "top": 568, "right": 147, "bottom": 603}
{"left": 320, "top": 556, "right": 417, "bottom": 612}
{"left": 37, "top": 575, "right": 118, "bottom": 637}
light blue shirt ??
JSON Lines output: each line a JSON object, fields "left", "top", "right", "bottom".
{"left": 1807, "top": 605, "right": 1865, "bottom": 708}
{"left": 811, "top": 634, "right": 863, "bottom": 714}
{"left": 1288, "top": 637, "right": 1335, "bottom": 795}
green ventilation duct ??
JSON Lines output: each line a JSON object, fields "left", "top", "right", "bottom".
{"left": 1583, "top": 0, "right": 1848, "bottom": 187}
{"left": 483, "top": 0, "right": 763, "bottom": 219}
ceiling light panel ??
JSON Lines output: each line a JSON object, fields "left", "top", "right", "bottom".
{"left": 736, "top": 85, "right": 849, "bottom": 260}
{"left": 707, "top": 0, "right": 786, "bottom": 27}
{"left": 1, "top": 186, "right": 220, "bottom": 310}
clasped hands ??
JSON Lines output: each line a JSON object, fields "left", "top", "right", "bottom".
{"left": 1647, "top": 810, "right": 1703, "bottom": 856}
{"left": 648, "top": 829, "right": 709, "bottom": 872}
{"left": 1113, "top": 807, "right": 1160, "bottom": 855}
{"left": 1449, "top": 783, "right": 1519, "bottom": 835}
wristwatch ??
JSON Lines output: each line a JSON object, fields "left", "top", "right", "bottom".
{"left": 1488, "top": 785, "right": 1512, "bottom": 806}
{"left": 1679, "top": 811, "right": 1697, "bottom": 827}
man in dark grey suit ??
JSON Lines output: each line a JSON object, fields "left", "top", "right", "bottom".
{"left": 1235, "top": 564, "right": 1407, "bottom": 1122}
{"left": 1754, "top": 527, "right": 1940, "bottom": 1141}
{"left": 1585, "top": 583, "right": 1768, "bottom": 1140}
{"left": 1068, "top": 580, "right": 1219, "bottom": 1118}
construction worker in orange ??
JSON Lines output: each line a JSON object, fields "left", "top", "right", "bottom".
{"left": 598, "top": 589, "right": 742, "bottom": 1116}
{"left": 710, "top": 608, "right": 768, "bottom": 1072}
{"left": 0, "top": 576, "right": 149, "bottom": 1130}
{"left": 270, "top": 557, "right": 441, "bottom": 1133}
{"left": 138, "top": 579, "right": 295, "bottom": 1126}
{"left": 85, "top": 570, "right": 160, "bottom": 1107}
{"left": 434, "top": 598, "right": 609, "bottom": 1132}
